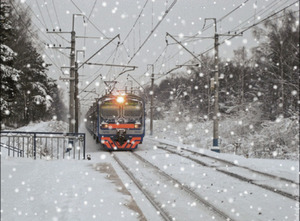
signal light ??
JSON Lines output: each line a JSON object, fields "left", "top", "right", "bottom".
{"left": 116, "top": 96, "right": 125, "bottom": 104}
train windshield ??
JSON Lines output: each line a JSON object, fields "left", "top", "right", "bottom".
{"left": 100, "top": 101, "right": 119, "bottom": 119}
{"left": 123, "top": 101, "right": 143, "bottom": 118}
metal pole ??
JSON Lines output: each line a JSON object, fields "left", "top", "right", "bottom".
{"left": 150, "top": 65, "right": 154, "bottom": 136}
{"left": 83, "top": 134, "right": 86, "bottom": 160}
{"left": 69, "top": 15, "right": 76, "bottom": 133}
{"left": 212, "top": 30, "right": 220, "bottom": 152}
{"left": 33, "top": 133, "right": 36, "bottom": 160}
{"left": 75, "top": 62, "right": 79, "bottom": 133}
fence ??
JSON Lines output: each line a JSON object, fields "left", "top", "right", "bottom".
{"left": 0, "top": 131, "right": 86, "bottom": 160}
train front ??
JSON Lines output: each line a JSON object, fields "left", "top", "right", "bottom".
{"left": 98, "top": 94, "right": 145, "bottom": 150}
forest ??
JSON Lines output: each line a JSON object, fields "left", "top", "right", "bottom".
{"left": 1, "top": 0, "right": 67, "bottom": 128}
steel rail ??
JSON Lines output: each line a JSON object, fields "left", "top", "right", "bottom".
{"left": 157, "top": 143, "right": 299, "bottom": 201}
{"left": 131, "top": 152, "right": 235, "bottom": 221}
{"left": 112, "top": 153, "right": 172, "bottom": 221}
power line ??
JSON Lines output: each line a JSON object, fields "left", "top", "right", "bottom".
{"left": 233, "top": 1, "right": 298, "bottom": 35}
{"left": 121, "top": 0, "right": 149, "bottom": 45}
{"left": 35, "top": 0, "right": 47, "bottom": 28}
{"left": 153, "top": 0, "right": 296, "bottom": 82}
{"left": 24, "top": 3, "right": 69, "bottom": 66}
{"left": 84, "top": 0, "right": 98, "bottom": 54}
{"left": 79, "top": 46, "right": 120, "bottom": 95}
{"left": 125, "top": 0, "right": 178, "bottom": 65}
{"left": 70, "top": 0, "right": 108, "bottom": 38}
{"left": 44, "top": 0, "right": 55, "bottom": 29}
{"left": 183, "top": 0, "right": 251, "bottom": 41}
{"left": 88, "top": 0, "right": 98, "bottom": 19}
{"left": 161, "top": 0, "right": 298, "bottom": 83}
{"left": 144, "top": 0, "right": 253, "bottom": 81}
{"left": 228, "top": 0, "right": 291, "bottom": 33}
{"left": 25, "top": 1, "right": 70, "bottom": 44}
{"left": 26, "top": 0, "right": 67, "bottom": 67}
{"left": 182, "top": 0, "right": 289, "bottom": 58}
{"left": 52, "top": 0, "right": 62, "bottom": 28}
{"left": 8, "top": 0, "right": 62, "bottom": 72}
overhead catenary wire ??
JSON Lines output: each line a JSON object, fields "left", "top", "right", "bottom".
{"left": 139, "top": 0, "right": 254, "bottom": 86}
{"left": 79, "top": 46, "right": 120, "bottom": 95}
{"left": 121, "top": 0, "right": 149, "bottom": 45}
{"left": 151, "top": 0, "right": 297, "bottom": 84}
{"left": 125, "top": 0, "right": 178, "bottom": 66}
{"left": 10, "top": 0, "right": 65, "bottom": 72}
{"left": 44, "top": 0, "right": 55, "bottom": 29}
{"left": 113, "top": 0, "right": 149, "bottom": 70}
{"left": 165, "top": 0, "right": 284, "bottom": 66}
{"left": 150, "top": 0, "right": 299, "bottom": 86}
{"left": 114, "top": 0, "right": 178, "bottom": 88}
{"left": 9, "top": 0, "right": 62, "bottom": 72}
{"left": 181, "top": 0, "right": 251, "bottom": 42}
{"left": 26, "top": 2, "right": 70, "bottom": 44}
{"left": 226, "top": 0, "right": 291, "bottom": 33}
{"left": 70, "top": 0, "right": 108, "bottom": 39}
{"left": 82, "top": 0, "right": 99, "bottom": 86}
{"left": 51, "top": 0, "right": 62, "bottom": 28}
{"left": 178, "top": 0, "right": 289, "bottom": 58}
{"left": 88, "top": 0, "right": 98, "bottom": 19}
{"left": 160, "top": 0, "right": 257, "bottom": 66}
{"left": 25, "top": 1, "right": 69, "bottom": 66}
{"left": 35, "top": 0, "right": 47, "bottom": 28}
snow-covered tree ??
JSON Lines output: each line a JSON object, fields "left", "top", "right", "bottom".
{"left": 252, "top": 11, "right": 299, "bottom": 119}
{"left": 1, "top": 0, "right": 66, "bottom": 127}
{"left": 0, "top": 1, "right": 22, "bottom": 120}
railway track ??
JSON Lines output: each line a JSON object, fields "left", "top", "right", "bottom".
{"left": 112, "top": 152, "right": 235, "bottom": 221}
{"left": 112, "top": 153, "right": 172, "bottom": 221}
{"left": 156, "top": 142, "right": 299, "bottom": 201}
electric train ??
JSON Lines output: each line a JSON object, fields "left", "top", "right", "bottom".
{"left": 85, "top": 93, "right": 145, "bottom": 150}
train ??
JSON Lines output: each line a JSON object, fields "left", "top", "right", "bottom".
{"left": 85, "top": 92, "right": 145, "bottom": 150}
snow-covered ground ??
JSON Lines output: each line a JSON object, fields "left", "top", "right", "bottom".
{"left": 1, "top": 120, "right": 299, "bottom": 221}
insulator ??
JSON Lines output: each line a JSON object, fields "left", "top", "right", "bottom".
{"left": 59, "top": 29, "right": 61, "bottom": 32}
{"left": 46, "top": 28, "right": 48, "bottom": 31}
{"left": 53, "top": 29, "right": 55, "bottom": 32}
{"left": 53, "top": 44, "right": 56, "bottom": 47}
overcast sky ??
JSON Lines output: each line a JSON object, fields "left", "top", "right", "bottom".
{"left": 18, "top": 0, "right": 299, "bottom": 106}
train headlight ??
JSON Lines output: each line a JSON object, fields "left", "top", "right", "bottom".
{"left": 101, "top": 123, "right": 109, "bottom": 128}
{"left": 116, "top": 96, "right": 125, "bottom": 104}
{"left": 134, "top": 123, "right": 141, "bottom": 128}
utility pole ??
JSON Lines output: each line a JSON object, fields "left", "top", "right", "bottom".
{"left": 201, "top": 18, "right": 220, "bottom": 152}
{"left": 74, "top": 50, "right": 85, "bottom": 133}
{"left": 213, "top": 19, "right": 220, "bottom": 152}
{"left": 149, "top": 64, "right": 154, "bottom": 136}
{"left": 69, "top": 14, "right": 77, "bottom": 133}
{"left": 203, "top": 18, "right": 242, "bottom": 152}
{"left": 74, "top": 61, "right": 79, "bottom": 133}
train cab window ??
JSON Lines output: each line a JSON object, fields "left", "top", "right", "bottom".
{"left": 123, "top": 101, "right": 142, "bottom": 118}
{"left": 100, "top": 102, "right": 119, "bottom": 119}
